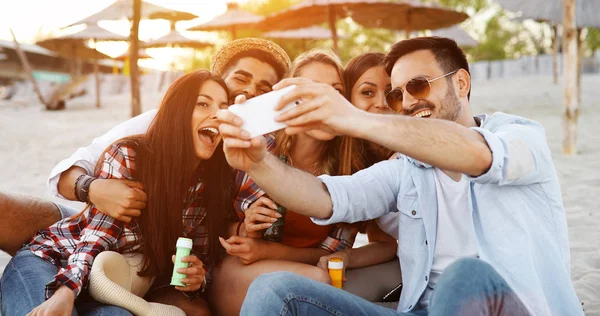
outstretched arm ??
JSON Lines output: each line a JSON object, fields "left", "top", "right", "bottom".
{"left": 274, "top": 78, "right": 492, "bottom": 177}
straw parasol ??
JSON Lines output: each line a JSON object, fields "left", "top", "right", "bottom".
{"left": 115, "top": 47, "right": 152, "bottom": 61}
{"left": 431, "top": 26, "right": 478, "bottom": 48}
{"left": 496, "top": 0, "right": 600, "bottom": 28}
{"left": 264, "top": 26, "right": 347, "bottom": 49}
{"left": 36, "top": 23, "right": 127, "bottom": 108}
{"left": 186, "top": 2, "right": 264, "bottom": 39}
{"left": 143, "top": 30, "right": 213, "bottom": 49}
{"left": 258, "top": 0, "right": 469, "bottom": 53}
{"left": 497, "top": 0, "right": 600, "bottom": 85}
{"left": 264, "top": 26, "right": 347, "bottom": 40}
{"left": 67, "top": 0, "right": 197, "bottom": 27}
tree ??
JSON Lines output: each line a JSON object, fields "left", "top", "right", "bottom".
{"left": 130, "top": 0, "right": 141, "bottom": 118}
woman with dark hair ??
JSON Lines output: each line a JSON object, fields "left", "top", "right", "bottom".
{"left": 345, "top": 52, "right": 397, "bottom": 166}
{"left": 0, "top": 70, "right": 234, "bottom": 316}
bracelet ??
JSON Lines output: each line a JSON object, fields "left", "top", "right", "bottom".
{"left": 75, "top": 175, "right": 97, "bottom": 203}
{"left": 236, "top": 221, "right": 243, "bottom": 236}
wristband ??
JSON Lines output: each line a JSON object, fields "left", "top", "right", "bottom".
{"left": 75, "top": 174, "right": 97, "bottom": 203}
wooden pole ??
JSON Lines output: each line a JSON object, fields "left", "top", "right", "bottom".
{"left": 9, "top": 29, "right": 48, "bottom": 107}
{"left": 552, "top": 25, "right": 559, "bottom": 84}
{"left": 327, "top": 5, "right": 338, "bottom": 54}
{"left": 576, "top": 28, "right": 584, "bottom": 104}
{"left": 562, "top": 0, "right": 578, "bottom": 155}
{"left": 130, "top": 0, "right": 142, "bottom": 118}
{"left": 94, "top": 58, "right": 100, "bottom": 108}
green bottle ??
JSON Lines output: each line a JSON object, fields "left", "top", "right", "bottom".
{"left": 263, "top": 155, "right": 288, "bottom": 242}
{"left": 171, "top": 237, "right": 193, "bottom": 287}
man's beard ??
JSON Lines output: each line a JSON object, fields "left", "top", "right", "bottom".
{"left": 437, "top": 81, "right": 461, "bottom": 122}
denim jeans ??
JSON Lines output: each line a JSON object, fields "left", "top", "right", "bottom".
{"left": 241, "top": 258, "right": 530, "bottom": 316}
{"left": 1, "top": 248, "right": 132, "bottom": 316}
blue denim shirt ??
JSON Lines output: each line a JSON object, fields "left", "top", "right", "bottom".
{"left": 315, "top": 113, "right": 583, "bottom": 315}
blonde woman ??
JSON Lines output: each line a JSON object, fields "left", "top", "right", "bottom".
{"left": 211, "top": 50, "right": 362, "bottom": 315}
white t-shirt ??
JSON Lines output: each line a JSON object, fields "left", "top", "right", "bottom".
{"left": 420, "top": 168, "right": 479, "bottom": 307}
{"left": 47, "top": 110, "right": 158, "bottom": 199}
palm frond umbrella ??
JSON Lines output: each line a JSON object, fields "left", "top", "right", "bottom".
{"left": 497, "top": 0, "right": 600, "bottom": 85}
{"left": 431, "top": 26, "right": 478, "bottom": 48}
{"left": 115, "top": 47, "right": 153, "bottom": 61}
{"left": 66, "top": 0, "right": 197, "bottom": 26}
{"left": 143, "top": 30, "right": 214, "bottom": 50}
{"left": 264, "top": 26, "right": 347, "bottom": 49}
{"left": 36, "top": 23, "right": 128, "bottom": 108}
{"left": 186, "top": 2, "right": 264, "bottom": 39}
{"left": 258, "top": 0, "right": 468, "bottom": 53}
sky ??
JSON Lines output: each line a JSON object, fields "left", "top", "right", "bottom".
{"left": 0, "top": 0, "right": 240, "bottom": 70}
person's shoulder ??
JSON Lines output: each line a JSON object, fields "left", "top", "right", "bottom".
{"left": 106, "top": 138, "right": 142, "bottom": 160}
{"left": 477, "top": 112, "right": 544, "bottom": 132}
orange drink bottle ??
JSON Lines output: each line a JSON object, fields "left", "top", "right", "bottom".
{"left": 328, "top": 257, "right": 344, "bottom": 289}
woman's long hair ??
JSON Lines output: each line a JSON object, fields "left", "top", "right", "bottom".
{"left": 344, "top": 52, "right": 393, "bottom": 166}
{"left": 275, "top": 50, "right": 363, "bottom": 176}
{"left": 95, "top": 70, "right": 235, "bottom": 277}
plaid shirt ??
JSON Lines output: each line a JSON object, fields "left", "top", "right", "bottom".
{"left": 29, "top": 143, "right": 211, "bottom": 299}
{"left": 234, "top": 134, "right": 358, "bottom": 253}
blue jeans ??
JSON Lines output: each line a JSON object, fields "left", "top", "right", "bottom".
{"left": 1, "top": 248, "right": 132, "bottom": 316}
{"left": 241, "top": 258, "right": 530, "bottom": 316}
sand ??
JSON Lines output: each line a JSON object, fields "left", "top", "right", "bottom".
{"left": 0, "top": 75, "right": 598, "bottom": 314}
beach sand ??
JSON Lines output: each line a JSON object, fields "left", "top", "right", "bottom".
{"left": 0, "top": 75, "right": 598, "bottom": 314}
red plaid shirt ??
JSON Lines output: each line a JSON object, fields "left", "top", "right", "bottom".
{"left": 234, "top": 135, "right": 358, "bottom": 253}
{"left": 29, "top": 143, "right": 211, "bottom": 299}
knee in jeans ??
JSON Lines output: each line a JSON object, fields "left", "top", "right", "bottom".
{"left": 309, "top": 267, "right": 332, "bottom": 285}
{"left": 444, "top": 258, "right": 497, "bottom": 282}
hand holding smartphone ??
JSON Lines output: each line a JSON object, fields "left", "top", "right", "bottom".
{"left": 228, "top": 85, "right": 299, "bottom": 138}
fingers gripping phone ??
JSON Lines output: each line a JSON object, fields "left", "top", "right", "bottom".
{"left": 228, "top": 85, "right": 300, "bottom": 138}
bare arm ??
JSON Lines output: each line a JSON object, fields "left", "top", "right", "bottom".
{"left": 57, "top": 166, "right": 86, "bottom": 201}
{"left": 266, "top": 242, "right": 329, "bottom": 265}
{"left": 57, "top": 166, "right": 147, "bottom": 223}
{"left": 274, "top": 78, "right": 492, "bottom": 177}
{"left": 355, "top": 114, "right": 492, "bottom": 177}
{"left": 346, "top": 222, "right": 397, "bottom": 269}
{"left": 247, "top": 153, "right": 334, "bottom": 219}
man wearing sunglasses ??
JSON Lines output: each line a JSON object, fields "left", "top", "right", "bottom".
{"left": 218, "top": 36, "right": 582, "bottom": 316}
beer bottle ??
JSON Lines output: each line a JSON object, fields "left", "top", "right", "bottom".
{"left": 263, "top": 155, "right": 288, "bottom": 242}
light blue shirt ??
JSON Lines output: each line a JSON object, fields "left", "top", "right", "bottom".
{"left": 315, "top": 113, "right": 583, "bottom": 315}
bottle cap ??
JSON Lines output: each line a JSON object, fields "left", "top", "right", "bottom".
{"left": 328, "top": 257, "right": 344, "bottom": 270}
{"left": 176, "top": 237, "right": 193, "bottom": 249}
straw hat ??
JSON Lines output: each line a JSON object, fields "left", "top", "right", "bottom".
{"left": 211, "top": 37, "right": 291, "bottom": 77}
{"left": 89, "top": 251, "right": 185, "bottom": 316}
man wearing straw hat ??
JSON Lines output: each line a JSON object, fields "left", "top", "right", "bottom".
{"left": 219, "top": 37, "right": 583, "bottom": 315}
{"left": 0, "top": 37, "right": 290, "bottom": 312}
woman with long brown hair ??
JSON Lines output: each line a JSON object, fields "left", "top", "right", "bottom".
{"left": 210, "top": 50, "right": 363, "bottom": 315}
{"left": 0, "top": 70, "right": 234, "bottom": 316}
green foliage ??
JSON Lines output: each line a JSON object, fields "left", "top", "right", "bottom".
{"left": 586, "top": 28, "right": 600, "bottom": 55}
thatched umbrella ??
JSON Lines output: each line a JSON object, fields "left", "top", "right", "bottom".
{"left": 497, "top": 0, "right": 600, "bottom": 85}
{"left": 36, "top": 23, "right": 127, "bottom": 108}
{"left": 264, "top": 26, "right": 347, "bottom": 49}
{"left": 431, "top": 26, "right": 478, "bottom": 48}
{"left": 115, "top": 48, "right": 153, "bottom": 61}
{"left": 258, "top": 0, "right": 469, "bottom": 53}
{"left": 66, "top": 0, "right": 197, "bottom": 26}
{"left": 186, "top": 2, "right": 264, "bottom": 39}
{"left": 143, "top": 30, "right": 213, "bottom": 50}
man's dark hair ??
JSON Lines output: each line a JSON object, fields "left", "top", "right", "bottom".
{"left": 224, "top": 49, "right": 287, "bottom": 81}
{"left": 384, "top": 37, "right": 471, "bottom": 99}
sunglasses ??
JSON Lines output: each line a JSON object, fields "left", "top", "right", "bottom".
{"left": 385, "top": 70, "right": 458, "bottom": 111}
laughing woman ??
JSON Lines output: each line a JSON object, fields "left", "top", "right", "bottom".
{"left": 0, "top": 70, "right": 235, "bottom": 316}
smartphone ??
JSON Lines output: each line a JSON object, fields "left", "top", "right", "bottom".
{"left": 382, "top": 282, "right": 403, "bottom": 302}
{"left": 228, "top": 85, "right": 299, "bottom": 138}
